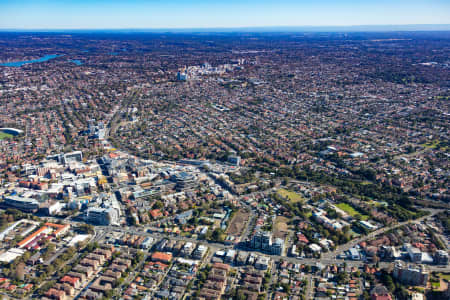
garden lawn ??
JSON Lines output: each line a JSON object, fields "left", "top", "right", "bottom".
{"left": 277, "top": 189, "right": 305, "bottom": 203}
{"left": 336, "top": 203, "right": 369, "bottom": 221}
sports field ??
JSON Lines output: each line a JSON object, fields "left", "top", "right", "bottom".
{"left": 0, "top": 132, "right": 13, "bottom": 140}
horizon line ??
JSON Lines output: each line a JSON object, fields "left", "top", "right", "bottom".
{"left": 1, "top": 24, "right": 450, "bottom": 33}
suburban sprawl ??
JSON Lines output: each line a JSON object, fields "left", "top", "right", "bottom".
{"left": 0, "top": 31, "right": 448, "bottom": 300}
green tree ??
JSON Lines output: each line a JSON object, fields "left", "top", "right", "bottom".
{"left": 210, "top": 228, "right": 224, "bottom": 242}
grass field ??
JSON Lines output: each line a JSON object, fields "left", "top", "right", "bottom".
{"left": 423, "top": 140, "right": 439, "bottom": 148}
{"left": 422, "top": 140, "right": 448, "bottom": 151}
{"left": 0, "top": 132, "right": 13, "bottom": 140}
{"left": 277, "top": 188, "right": 305, "bottom": 203}
{"left": 336, "top": 203, "right": 369, "bottom": 220}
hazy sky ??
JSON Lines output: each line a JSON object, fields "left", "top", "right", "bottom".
{"left": 0, "top": 0, "right": 449, "bottom": 29}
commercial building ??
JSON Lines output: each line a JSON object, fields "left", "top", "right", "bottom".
{"left": 170, "top": 172, "right": 197, "bottom": 191}
{"left": 151, "top": 252, "right": 172, "bottom": 264}
{"left": 405, "top": 244, "right": 423, "bottom": 263}
{"left": 228, "top": 155, "right": 241, "bottom": 166}
{"left": 181, "top": 242, "right": 195, "bottom": 257}
{"left": 255, "top": 256, "right": 270, "bottom": 270}
{"left": 0, "top": 248, "right": 26, "bottom": 263}
{"left": 86, "top": 193, "right": 121, "bottom": 226}
{"left": 392, "top": 262, "right": 429, "bottom": 286}
{"left": 192, "top": 245, "right": 208, "bottom": 259}
{"left": 2, "top": 195, "right": 40, "bottom": 213}
{"left": 41, "top": 201, "right": 64, "bottom": 215}
{"left": 48, "top": 151, "right": 83, "bottom": 165}
{"left": 434, "top": 250, "right": 449, "bottom": 265}
{"left": 86, "top": 207, "right": 120, "bottom": 226}
{"left": 224, "top": 249, "right": 236, "bottom": 263}
{"left": 348, "top": 248, "right": 361, "bottom": 260}
{"left": 176, "top": 71, "right": 188, "bottom": 81}
{"left": 272, "top": 238, "right": 284, "bottom": 256}
{"left": 141, "top": 237, "right": 154, "bottom": 249}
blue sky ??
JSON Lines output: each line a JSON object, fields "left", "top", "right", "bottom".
{"left": 0, "top": 0, "right": 449, "bottom": 29}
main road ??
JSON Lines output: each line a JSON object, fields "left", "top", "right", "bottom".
{"left": 93, "top": 213, "right": 450, "bottom": 273}
{"left": 323, "top": 208, "right": 444, "bottom": 260}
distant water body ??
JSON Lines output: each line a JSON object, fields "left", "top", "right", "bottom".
{"left": 0, "top": 54, "right": 61, "bottom": 67}
{"left": 69, "top": 59, "right": 83, "bottom": 66}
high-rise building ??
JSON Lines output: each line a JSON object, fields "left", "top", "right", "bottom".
{"left": 393, "top": 262, "right": 429, "bottom": 286}
{"left": 250, "top": 230, "right": 284, "bottom": 255}
{"left": 272, "top": 238, "right": 284, "bottom": 256}
{"left": 255, "top": 256, "right": 270, "bottom": 270}
{"left": 192, "top": 245, "right": 207, "bottom": 259}
{"left": 86, "top": 207, "right": 119, "bottom": 226}
{"left": 405, "top": 244, "right": 423, "bottom": 263}
{"left": 434, "top": 250, "right": 449, "bottom": 265}
{"left": 176, "top": 71, "right": 188, "bottom": 81}
{"left": 86, "top": 193, "right": 121, "bottom": 226}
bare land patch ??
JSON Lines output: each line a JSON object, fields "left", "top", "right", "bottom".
{"left": 226, "top": 209, "right": 251, "bottom": 236}
{"left": 273, "top": 216, "right": 289, "bottom": 239}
